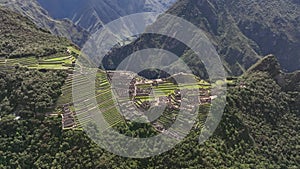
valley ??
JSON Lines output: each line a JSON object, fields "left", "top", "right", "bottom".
{"left": 37, "top": 0, "right": 177, "bottom": 33}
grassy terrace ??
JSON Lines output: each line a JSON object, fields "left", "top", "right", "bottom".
{"left": 126, "top": 76, "right": 213, "bottom": 130}
{"left": 57, "top": 70, "right": 222, "bottom": 131}
{"left": 56, "top": 74, "right": 75, "bottom": 106}
{"left": 137, "top": 79, "right": 211, "bottom": 129}
{"left": 0, "top": 47, "right": 127, "bottom": 130}
{"left": 135, "top": 79, "right": 211, "bottom": 102}
{"left": 57, "top": 70, "right": 125, "bottom": 130}
{"left": 154, "top": 103, "right": 210, "bottom": 131}
{"left": 0, "top": 46, "right": 80, "bottom": 105}
{"left": 95, "top": 71, "right": 125, "bottom": 127}
{"left": 0, "top": 46, "right": 80, "bottom": 106}
{"left": 0, "top": 46, "right": 78, "bottom": 70}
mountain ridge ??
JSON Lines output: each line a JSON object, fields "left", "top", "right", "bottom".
{"left": 103, "top": 0, "right": 300, "bottom": 76}
{"left": 0, "top": 7, "right": 72, "bottom": 58}
{"left": 0, "top": 3, "right": 299, "bottom": 167}
{"left": 37, "top": 0, "right": 177, "bottom": 33}
{"left": 0, "top": 0, "right": 89, "bottom": 47}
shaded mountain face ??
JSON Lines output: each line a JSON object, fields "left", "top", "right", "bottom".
{"left": 166, "top": 0, "right": 300, "bottom": 73}
{"left": 103, "top": 0, "right": 261, "bottom": 76}
{"left": 37, "top": 0, "right": 177, "bottom": 33}
{"left": 0, "top": 0, "right": 89, "bottom": 47}
{"left": 0, "top": 7, "right": 71, "bottom": 58}
{"left": 224, "top": 0, "right": 300, "bottom": 73}
{"left": 103, "top": 0, "right": 300, "bottom": 76}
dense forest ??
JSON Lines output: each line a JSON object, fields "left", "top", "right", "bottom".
{"left": 0, "top": 8, "right": 71, "bottom": 58}
{"left": 0, "top": 68, "right": 67, "bottom": 118}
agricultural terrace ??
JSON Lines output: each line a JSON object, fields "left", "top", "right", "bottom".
{"left": 134, "top": 80, "right": 211, "bottom": 102}
{"left": 105, "top": 71, "right": 214, "bottom": 137}
{"left": 0, "top": 46, "right": 82, "bottom": 130}
{"left": 94, "top": 71, "right": 125, "bottom": 127}
{"left": 58, "top": 70, "right": 126, "bottom": 130}
{"left": 0, "top": 46, "right": 78, "bottom": 70}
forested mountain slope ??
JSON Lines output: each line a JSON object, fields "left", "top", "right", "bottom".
{"left": 0, "top": 7, "right": 71, "bottom": 58}
{"left": 248, "top": 54, "right": 300, "bottom": 115}
{"left": 0, "top": 55, "right": 299, "bottom": 168}
{"left": 0, "top": 0, "right": 89, "bottom": 47}
{"left": 0, "top": 1, "right": 299, "bottom": 168}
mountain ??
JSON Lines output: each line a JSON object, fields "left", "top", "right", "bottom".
{"left": 248, "top": 54, "right": 300, "bottom": 91}
{"left": 223, "top": 0, "right": 300, "bottom": 73}
{"left": 0, "top": 0, "right": 89, "bottom": 47}
{"left": 248, "top": 54, "right": 300, "bottom": 114}
{"left": 1, "top": 53, "right": 299, "bottom": 168}
{"left": 0, "top": 7, "right": 71, "bottom": 58}
{"left": 37, "top": 0, "right": 177, "bottom": 33}
{"left": 0, "top": 1, "right": 299, "bottom": 168}
{"left": 167, "top": 0, "right": 300, "bottom": 73}
{"left": 104, "top": 0, "right": 300, "bottom": 76}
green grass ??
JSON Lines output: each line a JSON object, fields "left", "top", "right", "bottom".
{"left": 1, "top": 46, "right": 76, "bottom": 71}
{"left": 136, "top": 84, "right": 151, "bottom": 88}
{"left": 133, "top": 79, "right": 212, "bottom": 102}
{"left": 5, "top": 56, "right": 38, "bottom": 66}
{"left": 67, "top": 46, "right": 81, "bottom": 55}
{"left": 44, "top": 56, "right": 72, "bottom": 62}
{"left": 94, "top": 71, "right": 125, "bottom": 126}
{"left": 57, "top": 71, "right": 125, "bottom": 129}
{"left": 55, "top": 69, "right": 211, "bottom": 130}
{"left": 135, "top": 96, "right": 156, "bottom": 102}
{"left": 56, "top": 76, "right": 73, "bottom": 106}
{"left": 28, "top": 64, "right": 71, "bottom": 70}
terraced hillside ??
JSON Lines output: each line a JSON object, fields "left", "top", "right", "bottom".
{"left": 103, "top": 71, "right": 214, "bottom": 135}
{"left": 60, "top": 70, "right": 126, "bottom": 130}
{"left": 60, "top": 69, "right": 213, "bottom": 132}
{"left": 95, "top": 71, "right": 125, "bottom": 127}
{"left": 0, "top": 48, "right": 77, "bottom": 70}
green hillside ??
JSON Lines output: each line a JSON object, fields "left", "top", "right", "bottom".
{"left": 0, "top": 54, "right": 299, "bottom": 168}
{"left": 0, "top": 0, "right": 89, "bottom": 47}
{"left": 0, "top": 7, "right": 71, "bottom": 58}
{"left": 0, "top": 1, "right": 299, "bottom": 168}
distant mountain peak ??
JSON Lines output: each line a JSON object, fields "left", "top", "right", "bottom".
{"left": 37, "top": 0, "right": 177, "bottom": 33}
